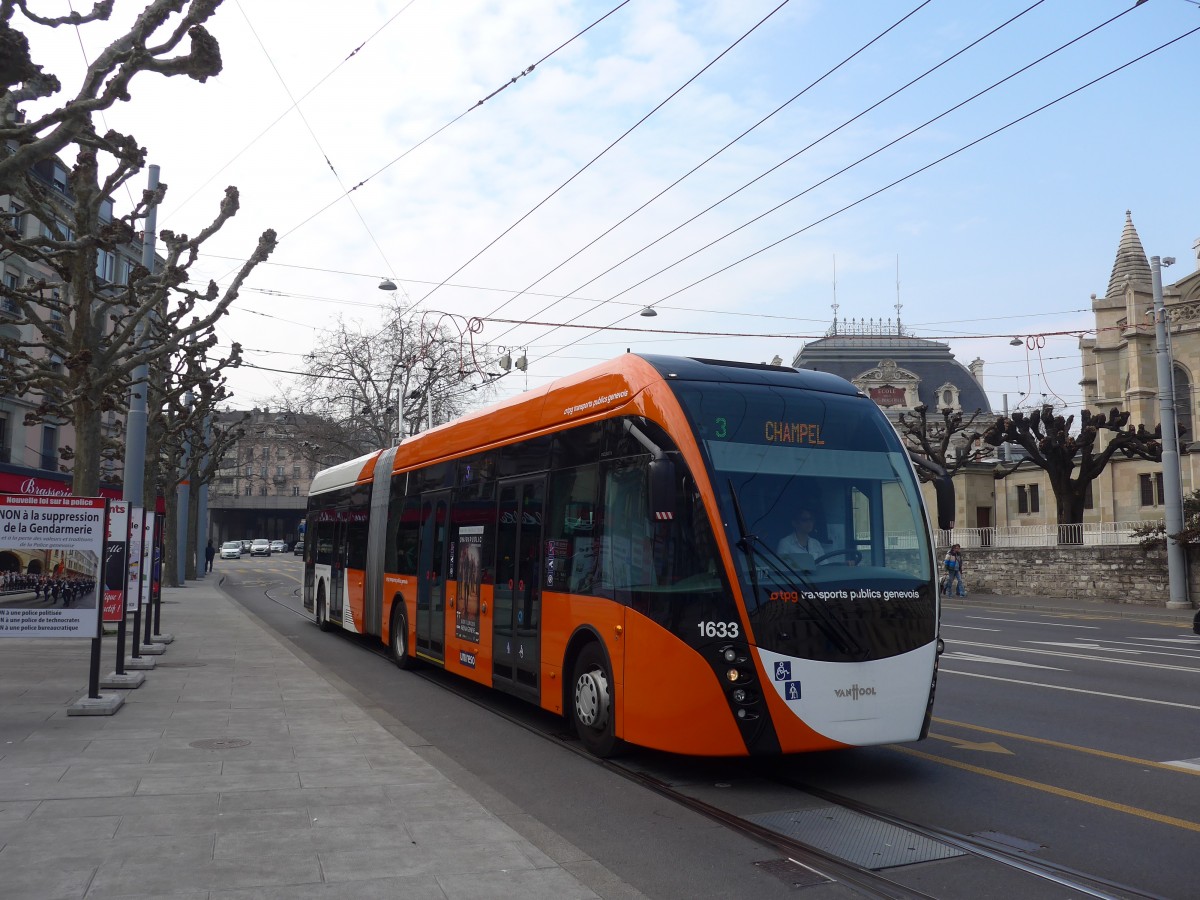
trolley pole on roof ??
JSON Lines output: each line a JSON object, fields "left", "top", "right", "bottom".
{"left": 1151, "top": 255, "right": 1189, "bottom": 610}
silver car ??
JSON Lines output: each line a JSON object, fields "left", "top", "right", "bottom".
{"left": 219, "top": 541, "right": 242, "bottom": 560}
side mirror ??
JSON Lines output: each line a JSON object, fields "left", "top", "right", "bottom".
{"left": 648, "top": 457, "right": 677, "bottom": 521}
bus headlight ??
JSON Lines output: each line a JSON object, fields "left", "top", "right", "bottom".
{"left": 722, "top": 646, "right": 737, "bottom": 663}
{"left": 726, "top": 668, "right": 740, "bottom": 682}
{"left": 732, "top": 688, "right": 747, "bottom": 703}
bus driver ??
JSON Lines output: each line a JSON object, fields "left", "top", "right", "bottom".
{"left": 776, "top": 508, "right": 824, "bottom": 565}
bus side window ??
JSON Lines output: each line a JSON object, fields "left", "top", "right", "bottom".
{"left": 598, "top": 460, "right": 656, "bottom": 601}
{"left": 546, "top": 464, "right": 598, "bottom": 594}
{"left": 394, "top": 496, "right": 420, "bottom": 574}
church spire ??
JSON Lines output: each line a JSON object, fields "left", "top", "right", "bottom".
{"left": 1106, "top": 210, "right": 1152, "bottom": 298}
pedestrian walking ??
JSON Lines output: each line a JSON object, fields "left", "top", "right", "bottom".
{"left": 943, "top": 543, "right": 966, "bottom": 597}
{"left": 204, "top": 540, "right": 215, "bottom": 573}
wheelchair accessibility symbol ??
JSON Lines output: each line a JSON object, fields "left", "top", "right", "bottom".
{"left": 774, "top": 661, "right": 791, "bottom": 681}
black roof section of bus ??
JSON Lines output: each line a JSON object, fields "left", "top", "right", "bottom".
{"left": 638, "top": 355, "right": 862, "bottom": 396}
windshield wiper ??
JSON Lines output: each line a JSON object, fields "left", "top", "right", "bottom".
{"left": 727, "top": 480, "right": 865, "bottom": 659}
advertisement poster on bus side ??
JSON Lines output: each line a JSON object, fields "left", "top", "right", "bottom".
{"left": 0, "top": 495, "right": 106, "bottom": 639}
{"left": 126, "top": 507, "right": 143, "bottom": 613}
{"left": 455, "top": 525, "right": 483, "bottom": 642}
{"left": 102, "top": 501, "right": 129, "bottom": 623}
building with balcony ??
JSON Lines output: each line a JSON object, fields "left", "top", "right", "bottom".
{"left": 206, "top": 407, "right": 346, "bottom": 546}
{"left": 1, "top": 154, "right": 138, "bottom": 498}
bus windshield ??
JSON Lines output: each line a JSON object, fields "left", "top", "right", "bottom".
{"left": 674, "top": 381, "right": 935, "bottom": 661}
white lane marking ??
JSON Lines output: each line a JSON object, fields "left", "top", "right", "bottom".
{"left": 941, "top": 624, "right": 1002, "bottom": 632}
{"left": 940, "top": 669, "right": 1200, "bottom": 711}
{"left": 952, "top": 640, "right": 1200, "bottom": 674}
{"left": 1122, "top": 637, "right": 1200, "bottom": 645}
{"left": 1027, "top": 641, "right": 1142, "bottom": 654}
{"left": 961, "top": 616, "right": 1099, "bottom": 629}
{"left": 944, "top": 651, "right": 1064, "bottom": 670}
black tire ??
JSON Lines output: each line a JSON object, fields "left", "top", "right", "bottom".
{"left": 390, "top": 603, "right": 412, "bottom": 669}
{"left": 316, "top": 589, "right": 331, "bottom": 632}
{"left": 570, "top": 642, "right": 619, "bottom": 757}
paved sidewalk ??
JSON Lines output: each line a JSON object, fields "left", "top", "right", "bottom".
{"left": 0, "top": 579, "right": 623, "bottom": 900}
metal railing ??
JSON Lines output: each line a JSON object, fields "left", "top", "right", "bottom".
{"left": 934, "top": 521, "right": 1160, "bottom": 549}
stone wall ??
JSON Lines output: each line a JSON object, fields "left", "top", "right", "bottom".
{"left": 955, "top": 544, "right": 1197, "bottom": 606}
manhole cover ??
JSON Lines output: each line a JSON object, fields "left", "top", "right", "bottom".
{"left": 190, "top": 738, "right": 251, "bottom": 750}
{"left": 747, "top": 807, "right": 964, "bottom": 870}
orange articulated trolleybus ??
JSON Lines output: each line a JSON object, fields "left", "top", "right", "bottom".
{"left": 303, "top": 354, "right": 942, "bottom": 757}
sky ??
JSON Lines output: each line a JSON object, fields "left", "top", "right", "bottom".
{"left": 17, "top": 0, "right": 1200, "bottom": 425}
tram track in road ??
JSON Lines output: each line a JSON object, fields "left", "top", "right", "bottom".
{"left": 759, "top": 774, "right": 1168, "bottom": 900}
{"left": 230, "top": 575, "right": 1169, "bottom": 899}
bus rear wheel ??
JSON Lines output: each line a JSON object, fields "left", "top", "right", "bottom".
{"left": 390, "top": 605, "right": 411, "bottom": 669}
{"left": 316, "top": 591, "right": 330, "bottom": 632}
{"left": 571, "top": 643, "right": 618, "bottom": 758}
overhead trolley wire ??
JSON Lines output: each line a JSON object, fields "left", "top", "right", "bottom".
{"left": 410, "top": 0, "right": 796, "bottom": 309}
{"left": 278, "top": 0, "right": 635, "bottom": 244}
{"left": 525, "top": 0, "right": 1147, "bottom": 341}
{"left": 233, "top": 0, "right": 402, "bottom": 290}
{"left": 485, "top": 0, "right": 1058, "bottom": 348}
{"left": 481, "top": 0, "right": 941, "bottom": 328}
{"left": 167, "top": 0, "right": 423, "bottom": 224}
{"left": 519, "top": 18, "right": 1200, "bottom": 368}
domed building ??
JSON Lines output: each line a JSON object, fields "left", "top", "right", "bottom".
{"left": 792, "top": 316, "right": 997, "bottom": 532}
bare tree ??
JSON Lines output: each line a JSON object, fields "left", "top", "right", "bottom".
{"left": 0, "top": 0, "right": 274, "bottom": 496}
{"left": 896, "top": 403, "right": 988, "bottom": 530}
{"left": 285, "top": 301, "right": 500, "bottom": 464}
{"left": 982, "top": 405, "right": 1166, "bottom": 531}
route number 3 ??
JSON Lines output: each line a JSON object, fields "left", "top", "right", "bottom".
{"left": 698, "top": 620, "right": 739, "bottom": 638}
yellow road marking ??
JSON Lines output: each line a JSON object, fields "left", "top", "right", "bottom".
{"left": 890, "top": 745, "right": 1200, "bottom": 833}
{"left": 927, "top": 732, "right": 1011, "bottom": 754}
{"left": 932, "top": 717, "right": 1200, "bottom": 775}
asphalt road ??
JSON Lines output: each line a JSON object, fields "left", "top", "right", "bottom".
{"left": 216, "top": 556, "right": 1200, "bottom": 899}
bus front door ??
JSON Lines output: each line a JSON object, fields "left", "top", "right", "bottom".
{"left": 416, "top": 493, "right": 448, "bottom": 663}
{"left": 493, "top": 478, "right": 544, "bottom": 701}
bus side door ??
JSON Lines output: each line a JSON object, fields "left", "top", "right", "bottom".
{"left": 416, "top": 492, "right": 449, "bottom": 662}
{"left": 493, "top": 477, "right": 544, "bottom": 701}
{"left": 329, "top": 515, "right": 346, "bottom": 623}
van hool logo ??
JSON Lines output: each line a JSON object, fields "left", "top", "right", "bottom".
{"left": 834, "top": 684, "right": 877, "bottom": 701}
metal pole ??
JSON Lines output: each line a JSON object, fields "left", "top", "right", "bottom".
{"left": 1151, "top": 256, "right": 1189, "bottom": 609}
{"left": 122, "top": 164, "right": 159, "bottom": 511}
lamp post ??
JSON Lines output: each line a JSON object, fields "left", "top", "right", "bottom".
{"left": 1151, "top": 255, "right": 1189, "bottom": 609}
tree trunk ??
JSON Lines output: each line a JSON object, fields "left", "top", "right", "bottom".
{"left": 70, "top": 395, "right": 102, "bottom": 497}
{"left": 1052, "top": 476, "right": 1087, "bottom": 543}
{"left": 162, "top": 488, "right": 180, "bottom": 588}
{"left": 186, "top": 457, "right": 201, "bottom": 581}
{"left": 933, "top": 475, "right": 956, "bottom": 531}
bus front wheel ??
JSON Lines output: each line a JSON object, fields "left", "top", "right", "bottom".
{"left": 390, "top": 605, "right": 412, "bottom": 669}
{"left": 571, "top": 643, "right": 618, "bottom": 757}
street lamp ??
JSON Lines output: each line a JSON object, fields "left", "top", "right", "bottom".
{"left": 1151, "top": 255, "right": 1188, "bottom": 609}
{"left": 378, "top": 278, "right": 397, "bottom": 291}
